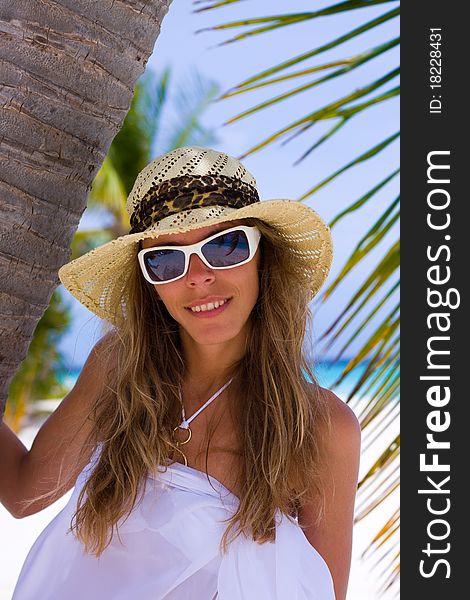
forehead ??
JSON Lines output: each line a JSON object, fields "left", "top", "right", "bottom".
{"left": 141, "top": 220, "right": 246, "bottom": 248}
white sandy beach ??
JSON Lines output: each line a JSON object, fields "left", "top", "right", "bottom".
{"left": 0, "top": 399, "right": 399, "bottom": 600}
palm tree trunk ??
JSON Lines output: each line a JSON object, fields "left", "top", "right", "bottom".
{"left": 0, "top": 0, "right": 172, "bottom": 417}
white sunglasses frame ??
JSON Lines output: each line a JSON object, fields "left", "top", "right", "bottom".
{"left": 137, "top": 225, "right": 261, "bottom": 285}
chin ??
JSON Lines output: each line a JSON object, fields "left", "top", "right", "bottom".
{"left": 189, "top": 326, "right": 242, "bottom": 346}
{"left": 180, "top": 316, "right": 248, "bottom": 346}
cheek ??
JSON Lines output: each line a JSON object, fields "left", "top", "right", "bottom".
{"left": 238, "top": 264, "right": 260, "bottom": 307}
{"left": 152, "top": 286, "right": 164, "bottom": 303}
{"left": 152, "top": 284, "right": 179, "bottom": 315}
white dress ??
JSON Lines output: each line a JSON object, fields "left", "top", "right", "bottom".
{"left": 12, "top": 447, "right": 335, "bottom": 599}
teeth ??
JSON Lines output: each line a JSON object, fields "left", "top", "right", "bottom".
{"left": 189, "top": 299, "right": 228, "bottom": 312}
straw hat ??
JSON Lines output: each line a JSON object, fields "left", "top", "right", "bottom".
{"left": 58, "top": 146, "right": 333, "bottom": 325}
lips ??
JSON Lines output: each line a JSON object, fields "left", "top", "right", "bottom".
{"left": 184, "top": 296, "right": 232, "bottom": 310}
{"left": 184, "top": 297, "right": 232, "bottom": 318}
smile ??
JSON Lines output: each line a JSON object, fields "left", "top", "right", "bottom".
{"left": 184, "top": 297, "right": 232, "bottom": 317}
{"left": 189, "top": 298, "right": 230, "bottom": 312}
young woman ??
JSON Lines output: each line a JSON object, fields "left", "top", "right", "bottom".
{"left": 1, "top": 147, "right": 361, "bottom": 600}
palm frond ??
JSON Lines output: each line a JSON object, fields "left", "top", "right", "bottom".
{"left": 322, "top": 240, "right": 399, "bottom": 313}
{"left": 330, "top": 169, "right": 399, "bottom": 227}
{"left": 329, "top": 197, "right": 399, "bottom": 292}
{"left": 357, "top": 435, "right": 399, "bottom": 490}
{"left": 360, "top": 399, "right": 399, "bottom": 450}
{"left": 360, "top": 351, "right": 399, "bottom": 411}
{"left": 216, "top": 7, "right": 399, "bottom": 91}
{"left": 334, "top": 288, "right": 399, "bottom": 361}
{"left": 195, "top": 1, "right": 397, "bottom": 41}
{"left": 225, "top": 66, "right": 399, "bottom": 127}
{"left": 219, "top": 37, "right": 399, "bottom": 101}
{"left": 235, "top": 76, "right": 399, "bottom": 161}
{"left": 298, "top": 130, "right": 399, "bottom": 199}
{"left": 193, "top": 0, "right": 243, "bottom": 12}
{"left": 292, "top": 85, "right": 399, "bottom": 162}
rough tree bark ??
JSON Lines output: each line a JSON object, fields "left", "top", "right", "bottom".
{"left": 0, "top": 0, "right": 172, "bottom": 417}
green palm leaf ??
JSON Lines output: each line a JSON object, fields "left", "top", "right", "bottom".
{"left": 212, "top": 7, "right": 399, "bottom": 89}
{"left": 330, "top": 169, "right": 399, "bottom": 226}
{"left": 322, "top": 240, "right": 399, "bottom": 317}
{"left": 218, "top": 38, "right": 399, "bottom": 102}
{"left": 331, "top": 197, "right": 399, "bottom": 288}
{"left": 360, "top": 396, "right": 399, "bottom": 450}
{"left": 195, "top": 1, "right": 397, "bottom": 39}
{"left": 360, "top": 352, "right": 399, "bottom": 409}
{"left": 229, "top": 72, "right": 399, "bottom": 159}
{"left": 223, "top": 64, "right": 398, "bottom": 126}
{"left": 299, "top": 131, "right": 399, "bottom": 199}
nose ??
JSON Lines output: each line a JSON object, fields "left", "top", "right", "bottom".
{"left": 185, "top": 252, "right": 216, "bottom": 287}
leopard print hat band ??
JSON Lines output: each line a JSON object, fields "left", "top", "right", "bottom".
{"left": 126, "top": 146, "right": 259, "bottom": 233}
{"left": 129, "top": 173, "right": 260, "bottom": 234}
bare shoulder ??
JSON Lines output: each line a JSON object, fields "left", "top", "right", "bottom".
{"left": 82, "top": 329, "right": 118, "bottom": 373}
{"left": 74, "top": 330, "right": 118, "bottom": 389}
{"left": 321, "top": 386, "right": 361, "bottom": 432}
{"left": 310, "top": 384, "right": 362, "bottom": 452}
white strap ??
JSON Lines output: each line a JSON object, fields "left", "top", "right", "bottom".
{"left": 178, "top": 377, "right": 234, "bottom": 429}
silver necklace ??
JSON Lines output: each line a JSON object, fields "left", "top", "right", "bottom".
{"left": 171, "top": 377, "right": 234, "bottom": 466}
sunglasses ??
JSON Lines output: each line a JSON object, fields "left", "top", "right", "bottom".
{"left": 137, "top": 225, "right": 261, "bottom": 284}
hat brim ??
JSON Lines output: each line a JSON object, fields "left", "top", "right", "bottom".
{"left": 58, "top": 200, "right": 333, "bottom": 325}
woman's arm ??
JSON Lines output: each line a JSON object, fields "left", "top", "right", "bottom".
{"left": 0, "top": 333, "right": 114, "bottom": 518}
{"left": 299, "top": 387, "right": 361, "bottom": 600}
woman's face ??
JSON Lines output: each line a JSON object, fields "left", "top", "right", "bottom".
{"left": 141, "top": 221, "right": 261, "bottom": 346}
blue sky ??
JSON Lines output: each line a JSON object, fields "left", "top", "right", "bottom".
{"left": 57, "top": 0, "right": 399, "bottom": 369}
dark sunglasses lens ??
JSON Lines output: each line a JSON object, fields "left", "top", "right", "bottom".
{"left": 144, "top": 249, "right": 185, "bottom": 282}
{"left": 202, "top": 230, "right": 250, "bottom": 267}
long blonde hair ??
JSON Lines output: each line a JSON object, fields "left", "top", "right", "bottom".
{"left": 68, "top": 217, "right": 332, "bottom": 555}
